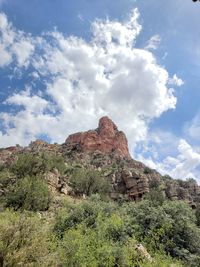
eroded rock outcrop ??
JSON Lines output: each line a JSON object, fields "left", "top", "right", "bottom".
{"left": 0, "top": 116, "right": 200, "bottom": 206}
{"left": 0, "top": 146, "right": 22, "bottom": 166}
{"left": 65, "top": 116, "right": 131, "bottom": 159}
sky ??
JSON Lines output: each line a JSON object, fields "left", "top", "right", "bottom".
{"left": 0, "top": 0, "right": 200, "bottom": 181}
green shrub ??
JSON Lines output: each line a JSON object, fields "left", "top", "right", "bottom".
{"left": 12, "top": 152, "right": 66, "bottom": 177}
{"left": 0, "top": 210, "right": 57, "bottom": 266}
{"left": 59, "top": 226, "right": 115, "bottom": 267}
{"left": 0, "top": 169, "right": 13, "bottom": 188}
{"left": 54, "top": 199, "right": 117, "bottom": 238}
{"left": 12, "top": 153, "right": 41, "bottom": 177}
{"left": 59, "top": 227, "right": 182, "bottom": 267}
{"left": 55, "top": 199, "right": 183, "bottom": 267}
{"left": 122, "top": 200, "right": 200, "bottom": 265}
{"left": 69, "top": 167, "right": 111, "bottom": 196}
{"left": 0, "top": 164, "right": 5, "bottom": 172}
{"left": 145, "top": 188, "right": 165, "bottom": 206}
{"left": 43, "top": 153, "right": 66, "bottom": 174}
{"left": 162, "top": 201, "right": 200, "bottom": 265}
{"left": 144, "top": 167, "right": 154, "bottom": 174}
{"left": 6, "top": 176, "right": 51, "bottom": 211}
{"left": 195, "top": 204, "right": 200, "bottom": 227}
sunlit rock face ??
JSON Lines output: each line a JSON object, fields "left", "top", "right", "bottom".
{"left": 65, "top": 116, "right": 131, "bottom": 159}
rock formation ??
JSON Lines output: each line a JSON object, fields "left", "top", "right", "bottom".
{"left": 65, "top": 116, "right": 131, "bottom": 159}
{"left": 0, "top": 116, "right": 200, "bottom": 206}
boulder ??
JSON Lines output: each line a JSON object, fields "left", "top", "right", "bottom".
{"left": 135, "top": 244, "right": 153, "bottom": 263}
{"left": 60, "top": 184, "right": 73, "bottom": 195}
{"left": 44, "top": 171, "right": 60, "bottom": 192}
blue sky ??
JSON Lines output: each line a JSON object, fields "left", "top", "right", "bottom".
{"left": 0, "top": 0, "right": 200, "bottom": 181}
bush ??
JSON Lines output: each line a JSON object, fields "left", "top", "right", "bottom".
{"left": 144, "top": 167, "right": 154, "bottom": 174}
{"left": 122, "top": 200, "right": 200, "bottom": 265}
{"left": 195, "top": 204, "right": 200, "bottom": 226}
{"left": 0, "top": 210, "right": 57, "bottom": 266}
{"left": 12, "top": 152, "right": 66, "bottom": 177}
{"left": 12, "top": 153, "right": 41, "bottom": 177}
{"left": 6, "top": 176, "right": 51, "bottom": 211}
{"left": 145, "top": 188, "right": 165, "bottom": 206}
{"left": 54, "top": 199, "right": 183, "bottom": 267}
{"left": 54, "top": 199, "right": 117, "bottom": 238}
{"left": 162, "top": 201, "right": 200, "bottom": 264}
{"left": 0, "top": 169, "right": 13, "bottom": 188}
{"left": 44, "top": 153, "right": 66, "bottom": 174}
{"left": 69, "top": 167, "right": 111, "bottom": 196}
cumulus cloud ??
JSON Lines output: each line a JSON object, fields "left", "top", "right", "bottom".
{"left": 168, "top": 74, "right": 184, "bottom": 87}
{"left": 0, "top": 44, "right": 12, "bottom": 66}
{"left": 135, "top": 129, "right": 179, "bottom": 160}
{"left": 0, "top": 9, "right": 181, "bottom": 149}
{"left": 145, "top": 34, "right": 161, "bottom": 50}
{"left": 0, "top": 13, "right": 34, "bottom": 68}
{"left": 12, "top": 39, "right": 34, "bottom": 67}
{"left": 135, "top": 127, "right": 200, "bottom": 181}
{"left": 164, "top": 140, "right": 200, "bottom": 180}
{"left": 137, "top": 138, "right": 200, "bottom": 182}
{"left": 5, "top": 89, "right": 49, "bottom": 115}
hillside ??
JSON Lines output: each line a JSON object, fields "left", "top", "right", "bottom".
{"left": 0, "top": 117, "right": 200, "bottom": 266}
{"left": 1, "top": 116, "right": 200, "bottom": 207}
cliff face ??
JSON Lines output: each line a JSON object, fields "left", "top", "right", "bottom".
{"left": 65, "top": 116, "right": 131, "bottom": 159}
{"left": 0, "top": 116, "right": 200, "bottom": 207}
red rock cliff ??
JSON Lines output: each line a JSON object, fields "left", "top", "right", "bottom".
{"left": 65, "top": 116, "right": 131, "bottom": 159}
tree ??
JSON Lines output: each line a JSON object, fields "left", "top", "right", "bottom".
{"left": 6, "top": 176, "right": 51, "bottom": 211}
{"left": 69, "top": 167, "right": 110, "bottom": 196}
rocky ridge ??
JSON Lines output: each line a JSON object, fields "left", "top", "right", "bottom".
{"left": 0, "top": 116, "right": 200, "bottom": 207}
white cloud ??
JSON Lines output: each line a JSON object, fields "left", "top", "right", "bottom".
{"left": 0, "top": 9, "right": 181, "bottom": 149}
{"left": 135, "top": 126, "right": 200, "bottom": 181}
{"left": 92, "top": 9, "right": 141, "bottom": 47}
{"left": 145, "top": 34, "right": 161, "bottom": 50}
{"left": 135, "top": 129, "right": 179, "bottom": 160}
{"left": 12, "top": 39, "right": 34, "bottom": 67}
{"left": 0, "top": 13, "right": 15, "bottom": 67}
{"left": 0, "top": 13, "right": 34, "bottom": 68}
{"left": 164, "top": 140, "right": 200, "bottom": 180}
{"left": 5, "top": 89, "right": 49, "bottom": 115}
{"left": 137, "top": 138, "right": 200, "bottom": 182}
{"left": 168, "top": 74, "right": 184, "bottom": 87}
{"left": 0, "top": 43, "right": 12, "bottom": 66}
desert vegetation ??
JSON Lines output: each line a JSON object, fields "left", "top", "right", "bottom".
{"left": 0, "top": 153, "right": 200, "bottom": 266}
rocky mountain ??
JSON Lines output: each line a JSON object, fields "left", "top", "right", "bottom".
{"left": 0, "top": 116, "right": 200, "bottom": 207}
{"left": 65, "top": 116, "right": 131, "bottom": 159}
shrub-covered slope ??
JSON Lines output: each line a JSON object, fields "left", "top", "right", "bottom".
{"left": 0, "top": 116, "right": 200, "bottom": 266}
